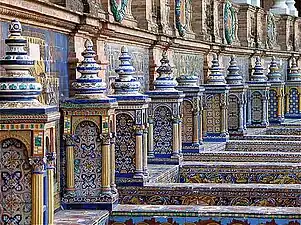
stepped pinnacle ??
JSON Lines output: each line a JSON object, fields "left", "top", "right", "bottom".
{"left": 287, "top": 57, "right": 301, "bottom": 82}
{"left": 250, "top": 56, "right": 267, "bottom": 82}
{"left": 153, "top": 50, "right": 177, "bottom": 90}
{"left": 226, "top": 55, "right": 243, "bottom": 85}
{"left": 72, "top": 39, "right": 107, "bottom": 99}
{"left": 267, "top": 56, "right": 282, "bottom": 82}
{"left": 207, "top": 53, "right": 226, "bottom": 85}
{"left": 113, "top": 46, "right": 140, "bottom": 94}
{"left": 0, "top": 19, "right": 43, "bottom": 106}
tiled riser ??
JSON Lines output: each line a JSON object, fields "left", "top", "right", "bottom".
{"left": 180, "top": 166, "right": 301, "bottom": 184}
{"left": 235, "top": 135, "right": 301, "bottom": 141}
{"left": 110, "top": 216, "right": 300, "bottom": 225}
{"left": 118, "top": 185, "right": 301, "bottom": 207}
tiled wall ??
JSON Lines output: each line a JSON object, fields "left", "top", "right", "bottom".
{"left": 0, "top": 21, "right": 69, "bottom": 105}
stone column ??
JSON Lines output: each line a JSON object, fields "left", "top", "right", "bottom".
{"left": 239, "top": 99, "right": 245, "bottom": 132}
{"left": 134, "top": 127, "right": 144, "bottom": 178}
{"left": 193, "top": 111, "right": 199, "bottom": 144}
{"left": 30, "top": 157, "right": 46, "bottom": 225}
{"left": 101, "top": 134, "right": 111, "bottom": 194}
{"left": 65, "top": 135, "right": 75, "bottom": 195}
{"left": 110, "top": 135, "right": 117, "bottom": 193}
{"left": 143, "top": 127, "right": 149, "bottom": 176}
{"left": 148, "top": 118, "right": 154, "bottom": 158}
{"left": 172, "top": 118, "right": 179, "bottom": 157}
{"left": 46, "top": 153, "right": 56, "bottom": 225}
{"left": 178, "top": 118, "right": 182, "bottom": 154}
{"left": 270, "top": 0, "right": 289, "bottom": 15}
{"left": 286, "top": 0, "right": 298, "bottom": 16}
{"left": 263, "top": 93, "right": 269, "bottom": 126}
{"left": 221, "top": 97, "right": 227, "bottom": 135}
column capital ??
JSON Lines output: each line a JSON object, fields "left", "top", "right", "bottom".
{"left": 100, "top": 133, "right": 111, "bottom": 145}
{"left": 29, "top": 157, "right": 46, "bottom": 173}
{"left": 63, "top": 134, "right": 75, "bottom": 146}
{"left": 46, "top": 152, "right": 56, "bottom": 169}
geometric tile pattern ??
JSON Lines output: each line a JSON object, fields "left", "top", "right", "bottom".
{"left": 73, "top": 121, "right": 102, "bottom": 198}
{"left": 269, "top": 89, "right": 278, "bottom": 119}
{"left": 115, "top": 113, "right": 136, "bottom": 174}
{"left": 0, "top": 138, "right": 32, "bottom": 224}
{"left": 251, "top": 91, "right": 263, "bottom": 123}
{"left": 182, "top": 100, "right": 193, "bottom": 143}
{"left": 228, "top": 95, "right": 239, "bottom": 130}
{"left": 154, "top": 106, "right": 173, "bottom": 154}
{"left": 205, "top": 94, "right": 221, "bottom": 133}
{"left": 289, "top": 88, "right": 299, "bottom": 114}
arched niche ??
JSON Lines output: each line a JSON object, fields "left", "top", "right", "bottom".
{"left": 0, "top": 138, "right": 32, "bottom": 224}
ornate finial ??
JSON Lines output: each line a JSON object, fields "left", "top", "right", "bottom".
{"left": 287, "top": 57, "right": 301, "bottom": 82}
{"left": 226, "top": 55, "right": 243, "bottom": 85}
{"left": 72, "top": 39, "right": 106, "bottom": 99}
{"left": 176, "top": 74, "right": 199, "bottom": 87}
{"left": 153, "top": 50, "right": 177, "bottom": 90}
{"left": 207, "top": 53, "right": 226, "bottom": 85}
{"left": 113, "top": 46, "right": 140, "bottom": 94}
{"left": 267, "top": 56, "right": 282, "bottom": 82}
{"left": 0, "top": 19, "right": 43, "bottom": 106}
{"left": 250, "top": 56, "right": 267, "bottom": 82}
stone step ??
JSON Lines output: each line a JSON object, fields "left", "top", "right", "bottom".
{"left": 183, "top": 151, "right": 301, "bottom": 162}
{"left": 232, "top": 134, "right": 301, "bottom": 141}
{"left": 180, "top": 161, "right": 301, "bottom": 184}
{"left": 226, "top": 140, "right": 301, "bottom": 152}
{"left": 112, "top": 204, "right": 301, "bottom": 222}
{"left": 54, "top": 210, "right": 109, "bottom": 225}
{"left": 118, "top": 183, "right": 301, "bottom": 207}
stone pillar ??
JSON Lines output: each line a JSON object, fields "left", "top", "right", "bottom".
{"left": 30, "top": 158, "right": 46, "bottom": 225}
{"left": 286, "top": 0, "right": 298, "bottom": 16}
{"left": 270, "top": 0, "right": 289, "bottom": 15}
{"left": 65, "top": 136, "right": 75, "bottom": 195}
{"left": 148, "top": 118, "right": 154, "bottom": 158}
{"left": 46, "top": 153, "right": 56, "bottom": 225}
{"left": 143, "top": 127, "right": 149, "bottom": 176}
{"left": 134, "top": 127, "right": 144, "bottom": 178}
{"left": 172, "top": 118, "right": 180, "bottom": 157}
{"left": 110, "top": 136, "right": 117, "bottom": 193}
{"left": 101, "top": 134, "right": 111, "bottom": 194}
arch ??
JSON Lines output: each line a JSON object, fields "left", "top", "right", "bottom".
{"left": 153, "top": 105, "right": 173, "bottom": 155}
{"left": 268, "top": 89, "right": 278, "bottom": 120}
{"left": 228, "top": 94, "right": 239, "bottom": 131}
{"left": 182, "top": 100, "right": 193, "bottom": 143}
{"left": 0, "top": 133, "right": 31, "bottom": 156}
{"left": 251, "top": 91, "right": 263, "bottom": 123}
{"left": 0, "top": 138, "right": 32, "bottom": 224}
{"left": 73, "top": 121, "right": 102, "bottom": 198}
{"left": 115, "top": 113, "right": 136, "bottom": 174}
{"left": 73, "top": 118, "right": 101, "bottom": 135}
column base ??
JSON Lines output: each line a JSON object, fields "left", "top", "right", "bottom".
{"left": 203, "top": 133, "right": 229, "bottom": 142}
{"left": 148, "top": 154, "right": 183, "bottom": 165}
{"left": 247, "top": 122, "right": 269, "bottom": 128}
{"left": 182, "top": 142, "right": 205, "bottom": 154}
{"left": 62, "top": 193, "right": 118, "bottom": 210}
{"left": 116, "top": 174, "right": 148, "bottom": 186}
{"left": 269, "top": 117, "right": 285, "bottom": 124}
{"left": 284, "top": 113, "right": 301, "bottom": 119}
{"left": 229, "top": 129, "right": 247, "bottom": 136}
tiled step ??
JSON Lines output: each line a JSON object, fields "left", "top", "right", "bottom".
{"left": 118, "top": 183, "right": 301, "bottom": 207}
{"left": 183, "top": 151, "right": 301, "bottom": 162}
{"left": 226, "top": 140, "right": 301, "bottom": 152}
{"left": 148, "top": 164, "right": 179, "bottom": 183}
{"left": 180, "top": 161, "right": 301, "bottom": 184}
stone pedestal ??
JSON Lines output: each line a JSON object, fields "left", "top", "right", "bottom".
{"left": 176, "top": 75, "right": 205, "bottom": 154}
{"left": 61, "top": 39, "right": 118, "bottom": 210}
{"left": 203, "top": 54, "right": 229, "bottom": 142}
{"left": 226, "top": 56, "right": 248, "bottom": 136}
{"left": 267, "top": 57, "right": 285, "bottom": 124}
{"left": 109, "top": 47, "right": 150, "bottom": 186}
{"left": 146, "top": 51, "right": 184, "bottom": 165}
{"left": 270, "top": 0, "right": 289, "bottom": 15}
{"left": 285, "top": 58, "right": 301, "bottom": 118}
{"left": 0, "top": 20, "right": 59, "bottom": 224}
{"left": 247, "top": 57, "right": 270, "bottom": 128}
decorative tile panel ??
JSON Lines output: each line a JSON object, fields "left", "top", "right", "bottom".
{"left": 251, "top": 92, "right": 263, "bottom": 123}
{"left": 73, "top": 121, "right": 102, "bottom": 198}
{"left": 0, "top": 138, "right": 31, "bottom": 224}
{"left": 228, "top": 95, "right": 239, "bottom": 131}
{"left": 182, "top": 100, "right": 193, "bottom": 143}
